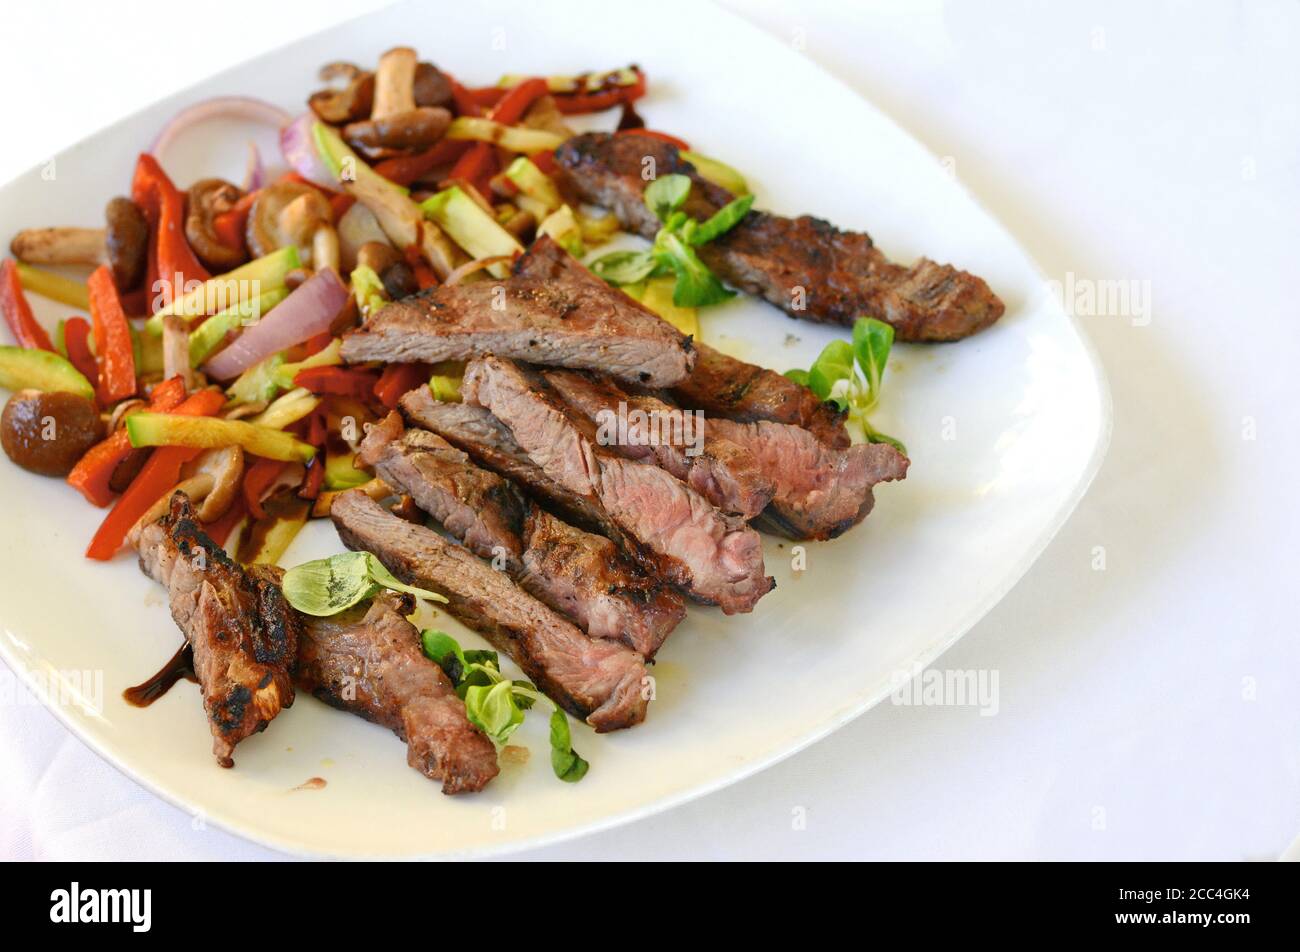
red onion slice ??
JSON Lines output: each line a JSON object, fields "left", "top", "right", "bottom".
{"left": 150, "top": 96, "right": 293, "bottom": 161}
{"left": 204, "top": 268, "right": 348, "bottom": 380}
{"left": 242, "top": 142, "right": 266, "bottom": 192}
{"left": 281, "top": 113, "right": 337, "bottom": 189}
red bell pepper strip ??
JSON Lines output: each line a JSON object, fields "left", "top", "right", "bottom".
{"left": 0, "top": 259, "right": 54, "bottom": 350}
{"left": 84, "top": 387, "right": 226, "bottom": 560}
{"left": 297, "top": 408, "right": 328, "bottom": 501}
{"left": 293, "top": 365, "right": 380, "bottom": 401}
{"left": 553, "top": 69, "right": 646, "bottom": 114}
{"left": 616, "top": 128, "right": 690, "bottom": 150}
{"left": 374, "top": 138, "right": 472, "bottom": 188}
{"left": 61, "top": 316, "right": 100, "bottom": 386}
{"left": 302, "top": 330, "right": 334, "bottom": 358}
{"left": 212, "top": 191, "right": 257, "bottom": 254}
{"left": 450, "top": 80, "right": 486, "bottom": 118}
{"left": 243, "top": 455, "right": 287, "bottom": 520}
{"left": 131, "top": 154, "right": 210, "bottom": 313}
{"left": 447, "top": 78, "right": 550, "bottom": 196}
{"left": 402, "top": 245, "right": 438, "bottom": 290}
{"left": 87, "top": 264, "right": 137, "bottom": 403}
{"left": 529, "top": 150, "right": 559, "bottom": 176}
{"left": 374, "top": 363, "right": 428, "bottom": 411}
{"left": 464, "top": 86, "right": 507, "bottom": 109}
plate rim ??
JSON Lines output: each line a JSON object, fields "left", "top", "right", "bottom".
{"left": 0, "top": 0, "right": 1112, "bottom": 859}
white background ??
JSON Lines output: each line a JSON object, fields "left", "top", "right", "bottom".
{"left": 1, "top": 0, "right": 1296, "bottom": 861}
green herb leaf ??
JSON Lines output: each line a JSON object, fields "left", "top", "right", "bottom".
{"left": 421, "top": 629, "right": 468, "bottom": 681}
{"left": 549, "top": 707, "right": 589, "bottom": 782}
{"left": 654, "top": 230, "right": 734, "bottom": 307}
{"left": 464, "top": 680, "right": 525, "bottom": 745}
{"left": 283, "top": 551, "right": 447, "bottom": 617}
{"left": 852, "top": 317, "right": 894, "bottom": 409}
{"left": 644, "top": 173, "right": 692, "bottom": 222}
{"left": 783, "top": 368, "right": 811, "bottom": 387}
{"left": 588, "top": 249, "right": 658, "bottom": 286}
{"left": 688, "top": 193, "right": 755, "bottom": 246}
{"left": 807, "top": 339, "right": 856, "bottom": 408}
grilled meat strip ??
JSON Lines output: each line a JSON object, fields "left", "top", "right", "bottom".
{"left": 399, "top": 388, "right": 636, "bottom": 550}
{"left": 556, "top": 133, "right": 1005, "bottom": 342}
{"left": 463, "top": 355, "right": 774, "bottom": 613}
{"left": 541, "top": 368, "right": 775, "bottom": 519}
{"left": 507, "top": 234, "right": 851, "bottom": 449}
{"left": 707, "top": 417, "right": 909, "bottom": 540}
{"left": 672, "top": 342, "right": 851, "bottom": 449}
{"left": 340, "top": 234, "right": 694, "bottom": 388}
{"left": 358, "top": 411, "right": 684, "bottom": 657}
{"left": 134, "top": 493, "right": 298, "bottom": 767}
{"left": 330, "top": 489, "right": 649, "bottom": 731}
{"left": 294, "top": 589, "right": 499, "bottom": 794}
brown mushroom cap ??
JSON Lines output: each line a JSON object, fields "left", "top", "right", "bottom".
{"left": 414, "top": 62, "right": 453, "bottom": 108}
{"left": 187, "top": 445, "right": 245, "bottom": 522}
{"left": 343, "top": 106, "right": 451, "bottom": 159}
{"left": 246, "top": 181, "right": 333, "bottom": 261}
{"left": 104, "top": 197, "right": 149, "bottom": 291}
{"left": 309, "top": 71, "right": 375, "bottom": 124}
{"left": 185, "top": 179, "right": 247, "bottom": 272}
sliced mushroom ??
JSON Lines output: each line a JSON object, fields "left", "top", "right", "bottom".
{"left": 357, "top": 241, "right": 417, "bottom": 300}
{"left": 246, "top": 181, "right": 336, "bottom": 266}
{"left": 309, "top": 71, "right": 374, "bottom": 124}
{"left": 343, "top": 105, "right": 451, "bottom": 159}
{"left": 185, "top": 179, "right": 247, "bottom": 271}
{"left": 161, "top": 315, "right": 195, "bottom": 391}
{"left": 522, "top": 95, "right": 574, "bottom": 138}
{"left": 337, "top": 201, "right": 391, "bottom": 272}
{"left": 185, "top": 445, "right": 245, "bottom": 522}
{"left": 11, "top": 196, "right": 148, "bottom": 291}
{"left": 372, "top": 47, "right": 418, "bottom": 119}
{"left": 126, "top": 475, "right": 215, "bottom": 548}
{"left": 319, "top": 61, "right": 364, "bottom": 84}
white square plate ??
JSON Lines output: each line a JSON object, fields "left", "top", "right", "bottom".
{"left": 0, "top": 0, "right": 1109, "bottom": 857}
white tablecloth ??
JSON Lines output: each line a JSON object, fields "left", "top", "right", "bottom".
{"left": 2, "top": 0, "right": 1297, "bottom": 860}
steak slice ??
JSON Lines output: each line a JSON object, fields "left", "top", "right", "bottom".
{"left": 541, "top": 368, "right": 775, "bottom": 519}
{"left": 462, "top": 355, "right": 774, "bottom": 613}
{"left": 556, "top": 133, "right": 1005, "bottom": 342}
{"left": 399, "top": 388, "right": 634, "bottom": 550}
{"left": 135, "top": 493, "right": 298, "bottom": 767}
{"left": 294, "top": 589, "right": 500, "bottom": 794}
{"left": 330, "top": 489, "right": 649, "bottom": 731}
{"left": 671, "top": 342, "right": 851, "bottom": 449}
{"left": 506, "top": 232, "right": 851, "bottom": 449}
{"left": 340, "top": 234, "right": 695, "bottom": 388}
{"left": 358, "top": 411, "right": 684, "bottom": 657}
{"left": 706, "top": 417, "right": 910, "bottom": 540}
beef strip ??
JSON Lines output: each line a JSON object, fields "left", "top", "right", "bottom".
{"left": 399, "top": 388, "right": 636, "bottom": 551}
{"left": 556, "top": 132, "right": 1005, "bottom": 342}
{"left": 340, "top": 235, "right": 694, "bottom": 388}
{"left": 670, "top": 342, "right": 851, "bottom": 449}
{"left": 706, "top": 417, "right": 909, "bottom": 540}
{"left": 507, "top": 233, "right": 850, "bottom": 449}
{"left": 293, "top": 589, "right": 500, "bottom": 794}
{"left": 462, "top": 355, "right": 774, "bottom": 614}
{"left": 358, "top": 411, "right": 684, "bottom": 657}
{"left": 330, "top": 489, "right": 649, "bottom": 731}
{"left": 541, "top": 368, "right": 775, "bottom": 519}
{"left": 134, "top": 492, "right": 298, "bottom": 767}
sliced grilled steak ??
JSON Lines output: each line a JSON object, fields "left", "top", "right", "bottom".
{"left": 294, "top": 589, "right": 500, "bottom": 794}
{"left": 135, "top": 493, "right": 297, "bottom": 767}
{"left": 557, "top": 133, "right": 1005, "bottom": 341}
{"left": 462, "top": 355, "right": 774, "bottom": 613}
{"left": 707, "top": 417, "right": 909, "bottom": 540}
{"left": 541, "top": 368, "right": 775, "bottom": 519}
{"left": 671, "top": 342, "right": 850, "bottom": 449}
{"left": 340, "top": 235, "right": 694, "bottom": 388}
{"left": 358, "top": 411, "right": 684, "bottom": 657}
{"left": 505, "top": 233, "right": 850, "bottom": 449}
{"left": 330, "top": 489, "right": 649, "bottom": 731}
{"left": 399, "top": 388, "right": 634, "bottom": 549}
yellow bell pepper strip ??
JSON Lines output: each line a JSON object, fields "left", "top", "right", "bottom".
{"left": 16, "top": 262, "right": 90, "bottom": 311}
{"left": 0, "top": 258, "right": 55, "bottom": 351}
{"left": 126, "top": 413, "right": 317, "bottom": 463}
{"left": 87, "top": 264, "right": 137, "bottom": 403}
